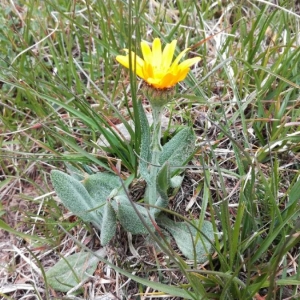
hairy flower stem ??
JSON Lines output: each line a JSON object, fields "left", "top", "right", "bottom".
{"left": 148, "top": 105, "right": 163, "bottom": 209}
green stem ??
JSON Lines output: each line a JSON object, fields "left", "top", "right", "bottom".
{"left": 151, "top": 106, "right": 163, "bottom": 152}
{"left": 149, "top": 105, "right": 163, "bottom": 208}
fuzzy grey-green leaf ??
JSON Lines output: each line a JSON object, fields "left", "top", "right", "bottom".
{"left": 170, "top": 176, "right": 183, "bottom": 188}
{"left": 156, "top": 161, "right": 170, "bottom": 199}
{"left": 113, "top": 195, "right": 154, "bottom": 235}
{"left": 159, "top": 128, "right": 196, "bottom": 175}
{"left": 100, "top": 202, "right": 117, "bottom": 245}
{"left": 158, "top": 216, "right": 215, "bottom": 263}
{"left": 152, "top": 162, "right": 170, "bottom": 216}
{"left": 84, "top": 172, "right": 125, "bottom": 225}
{"left": 83, "top": 172, "right": 124, "bottom": 203}
{"left": 45, "top": 252, "right": 99, "bottom": 292}
{"left": 51, "top": 170, "right": 98, "bottom": 223}
{"left": 65, "top": 163, "right": 85, "bottom": 181}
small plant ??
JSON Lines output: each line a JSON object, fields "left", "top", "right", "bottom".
{"left": 48, "top": 38, "right": 215, "bottom": 291}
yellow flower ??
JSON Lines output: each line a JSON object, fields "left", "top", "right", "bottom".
{"left": 116, "top": 38, "right": 201, "bottom": 89}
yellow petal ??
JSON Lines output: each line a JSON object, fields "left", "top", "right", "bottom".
{"left": 159, "top": 73, "right": 177, "bottom": 88}
{"left": 152, "top": 38, "right": 162, "bottom": 67}
{"left": 176, "top": 67, "right": 190, "bottom": 82}
{"left": 169, "top": 48, "right": 190, "bottom": 73}
{"left": 116, "top": 53, "right": 144, "bottom": 78}
{"left": 178, "top": 56, "right": 201, "bottom": 69}
{"left": 117, "top": 50, "right": 144, "bottom": 67}
{"left": 162, "top": 40, "right": 177, "bottom": 70}
{"left": 116, "top": 55, "right": 130, "bottom": 68}
{"left": 142, "top": 61, "right": 154, "bottom": 79}
{"left": 116, "top": 53, "right": 141, "bottom": 67}
{"left": 135, "top": 66, "right": 145, "bottom": 79}
{"left": 147, "top": 76, "right": 161, "bottom": 88}
{"left": 141, "top": 41, "right": 152, "bottom": 63}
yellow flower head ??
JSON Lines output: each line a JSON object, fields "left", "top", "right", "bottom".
{"left": 116, "top": 38, "right": 201, "bottom": 89}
